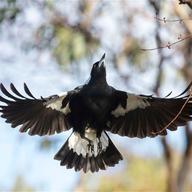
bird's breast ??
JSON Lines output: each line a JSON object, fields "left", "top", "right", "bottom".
{"left": 85, "top": 95, "right": 111, "bottom": 115}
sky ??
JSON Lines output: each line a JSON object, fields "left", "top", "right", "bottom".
{"left": 0, "top": 0, "right": 188, "bottom": 191}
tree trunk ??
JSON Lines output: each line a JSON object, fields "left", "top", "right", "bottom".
{"left": 161, "top": 137, "right": 177, "bottom": 192}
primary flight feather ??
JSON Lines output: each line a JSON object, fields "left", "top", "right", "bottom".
{"left": 0, "top": 54, "right": 192, "bottom": 173}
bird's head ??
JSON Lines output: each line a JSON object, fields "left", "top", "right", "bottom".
{"left": 90, "top": 53, "right": 106, "bottom": 84}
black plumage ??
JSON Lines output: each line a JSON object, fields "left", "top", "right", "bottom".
{"left": 0, "top": 53, "right": 192, "bottom": 173}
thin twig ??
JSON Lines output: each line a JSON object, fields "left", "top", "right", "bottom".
{"left": 141, "top": 34, "right": 192, "bottom": 51}
{"left": 151, "top": 88, "right": 192, "bottom": 135}
{"left": 155, "top": 16, "right": 192, "bottom": 23}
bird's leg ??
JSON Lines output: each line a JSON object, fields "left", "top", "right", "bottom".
{"left": 80, "top": 134, "right": 94, "bottom": 153}
{"left": 96, "top": 131, "right": 103, "bottom": 154}
{"left": 84, "top": 137, "right": 94, "bottom": 153}
{"left": 97, "top": 138, "right": 102, "bottom": 154}
{"left": 88, "top": 142, "right": 94, "bottom": 153}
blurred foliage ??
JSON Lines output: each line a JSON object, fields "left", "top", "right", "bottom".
{"left": 122, "top": 38, "right": 149, "bottom": 71}
{"left": 0, "top": 0, "right": 101, "bottom": 66}
{"left": 39, "top": 138, "right": 54, "bottom": 150}
{"left": 11, "top": 175, "right": 34, "bottom": 192}
{"left": 38, "top": 137, "right": 60, "bottom": 151}
{"left": 0, "top": 0, "right": 20, "bottom": 23}
{"left": 99, "top": 156, "right": 166, "bottom": 192}
{"left": 52, "top": 26, "right": 98, "bottom": 66}
{"left": 33, "top": 1, "right": 100, "bottom": 66}
{"left": 78, "top": 153, "right": 191, "bottom": 192}
{"left": 0, "top": 0, "right": 145, "bottom": 69}
{"left": 35, "top": 20, "right": 99, "bottom": 66}
{"left": 54, "top": 27, "right": 86, "bottom": 65}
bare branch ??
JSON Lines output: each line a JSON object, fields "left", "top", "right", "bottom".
{"left": 155, "top": 16, "right": 192, "bottom": 23}
{"left": 141, "top": 34, "right": 192, "bottom": 51}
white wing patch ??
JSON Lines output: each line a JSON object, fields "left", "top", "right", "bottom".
{"left": 45, "top": 92, "right": 71, "bottom": 115}
{"left": 111, "top": 93, "right": 150, "bottom": 118}
{"left": 68, "top": 129, "right": 109, "bottom": 158}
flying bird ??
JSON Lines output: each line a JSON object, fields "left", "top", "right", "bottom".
{"left": 0, "top": 54, "right": 192, "bottom": 173}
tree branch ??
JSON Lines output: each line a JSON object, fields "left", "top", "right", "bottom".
{"left": 141, "top": 34, "right": 192, "bottom": 51}
{"left": 179, "top": 0, "right": 192, "bottom": 9}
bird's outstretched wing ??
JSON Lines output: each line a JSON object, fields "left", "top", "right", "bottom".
{"left": 0, "top": 83, "right": 72, "bottom": 136}
{"left": 108, "top": 83, "right": 192, "bottom": 138}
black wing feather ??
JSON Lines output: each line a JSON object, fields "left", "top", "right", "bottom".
{"left": 0, "top": 83, "right": 71, "bottom": 136}
{"left": 10, "top": 83, "right": 26, "bottom": 98}
{"left": 24, "top": 83, "right": 36, "bottom": 99}
{"left": 108, "top": 84, "right": 192, "bottom": 138}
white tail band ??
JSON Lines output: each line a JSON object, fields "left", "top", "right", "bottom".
{"left": 68, "top": 129, "right": 109, "bottom": 158}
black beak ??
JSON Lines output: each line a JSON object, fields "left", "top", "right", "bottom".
{"left": 98, "top": 53, "right": 105, "bottom": 68}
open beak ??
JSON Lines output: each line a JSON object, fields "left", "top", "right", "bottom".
{"left": 98, "top": 53, "right": 105, "bottom": 68}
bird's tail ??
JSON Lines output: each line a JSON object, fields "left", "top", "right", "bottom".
{"left": 54, "top": 131, "right": 123, "bottom": 173}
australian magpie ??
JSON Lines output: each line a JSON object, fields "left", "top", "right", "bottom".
{"left": 0, "top": 54, "right": 192, "bottom": 173}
